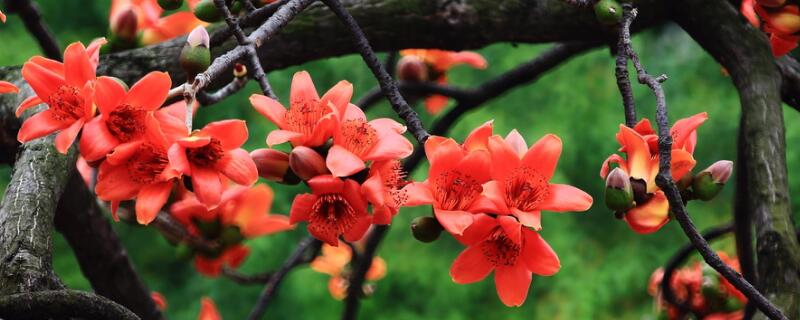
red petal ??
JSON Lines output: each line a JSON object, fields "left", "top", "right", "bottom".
{"left": 488, "top": 135, "right": 521, "bottom": 182}
{"left": 424, "top": 94, "right": 449, "bottom": 114}
{"left": 365, "top": 119, "right": 413, "bottom": 161}
{"left": 479, "top": 181, "right": 510, "bottom": 213}
{"left": 454, "top": 213, "right": 498, "bottom": 246}
{"left": 427, "top": 138, "right": 462, "bottom": 180}
{"left": 135, "top": 181, "right": 172, "bottom": 224}
{"left": 105, "top": 141, "right": 142, "bottom": 165}
{"left": 79, "top": 117, "right": 119, "bottom": 161}
{"left": 308, "top": 175, "right": 345, "bottom": 195}
{"left": 401, "top": 182, "right": 434, "bottom": 206}
{"left": 361, "top": 170, "right": 386, "bottom": 207}
{"left": 54, "top": 119, "right": 84, "bottom": 154}
{"left": 167, "top": 143, "right": 191, "bottom": 175}
{"left": 494, "top": 265, "right": 532, "bottom": 307}
{"left": 463, "top": 120, "right": 493, "bottom": 152}
{"left": 618, "top": 125, "right": 654, "bottom": 181}
{"left": 199, "top": 297, "right": 222, "bottom": 320}
{"left": 266, "top": 129, "right": 303, "bottom": 147}
{"left": 320, "top": 80, "right": 353, "bottom": 117}
{"left": 513, "top": 208, "right": 542, "bottom": 231}
{"left": 0, "top": 81, "right": 19, "bottom": 94}
{"left": 342, "top": 215, "right": 371, "bottom": 242}
{"left": 624, "top": 191, "right": 670, "bottom": 234}
{"left": 434, "top": 209, "right": 475, "bottom": 236}
{"left": 16, "top": 96, "right": 43, "bottom": 117}
{"left": 216, "top": 148, "right": 258, "bottom": 186}
{"left": 124, "top": 71, "right": 170, "bottom": 110}
{"left": 670, "top": 149, "right": 696, "bottom": 182}
{"left": 538, "top": 184, "right": 593, "bottom": 212}
{"left": 497, "top": 215, "right": 522, "bottom": 245}
{"left": 450, "top": 51, "right": 488, "bottom": 69}
{"left": 290, "top": 71, "right": 320, "bottom": 107}
{"left": 504, "top": 129, "right": 528, "bottom": 157}
{"left": 94, "top": 76, "right": 126, "bottom": 115}
{"left": 671, "top": 112, "right": 707, "bottom": 153}
{"left": 242, "top": 215, "right": 293, "bottom": 238}
{"left": 250, "top": 94, "right": 286, "bottom": 128}
{"left": 63, "top": 42, "right": 95, "bottom": 86}
{"left": 289, "top": 193, "right": 317, "bottom": 224}
{"left": 191, "top": 165, "right": 222, "bottom": 207}
{"left": 455, "top": 149, "right": 491, "bottom": 184}
{"left": 202, "top": 119, "right": 248, "bottom": 150}
{"left": 520, "top": 134, "right": 562, "bottom": 180}
{"left": 21, "top": 60, "right": 64, "bottom": 101}
{"left": 326, "top": 145, "right": 366, "bottom": 177}
{"left": 95, "top": 162, "right": 140, "bottom": 201}
{"left": 521, "top": 228, "right": 560, "bottom": 276}
{"left": 17, "top": 110, "right": 71, "bottom": 143}
{"left": 450, "top": 245, "right": 494, "bottom": 284}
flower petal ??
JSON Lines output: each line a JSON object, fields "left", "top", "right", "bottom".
{"left": 326, "top": 145, "right": 366, "bottom": 177}
{"left": 0, "top": 81, "right": 19, "bottom": 94}
{"left": 454, "top": 213, "right": 497, "bottom": 246}
{"left": 135, "top": 181, "right": 173, "bottom": 224}
{"left": 671, "top": 112, "right": 707, "bottom": 153}
{"left": 217, "top": 148, "right": 258, "bottom": 186}
{"left": 191, "top": 165, "right": 222, "bottom": 207}
{"left": 202, "top": 119, "right": 249, "bottom": 150}
{"left": 289, "top": 193, "right": 317, "bottom": 224}
{"left": 250, "top": 94, "right": 286, "bottom": 128}
{"left": 455, "top": 149, "right": 491, "bottom": 184}
{"left": 401, "top": 182, "right": 434, "bottom": 207}
{"left": 617, "top": 125, "right": 653, "bottom": 181}
{"left": 21, "top": 60, "right": 63, "bottom": 101}
{"left": 94, "top": 76, "right": 126, "bottom": 115}
{"left": 463, "top": 120, "right": 493, "bottom": 152}
{"left": 494, "top": 265, "right": 532, "bottom": 307}
{"left": 290, "top": 71, "right": 320, "bottom": 107}
{"left": 17, "top": 110, "right": 71, "bottom": 143}
{"left": 505, "top": 129, "right": 528, "bottom": 157}
{"left": 167, "top": 143, "right": 192, "bottom": 175}
{"left": 520, "top": 134, "right": 562, "bottom": 180}
{"left": 124, "top": 71, "right": 170, "bottom": 110}
{"left": 424, "top": 94, "right": 449, "bottom": 115}
{"left": 538, "top": 184, "right": 593, "bottom": 212}
{"left": 54, "top": 119, "right": 84, "bottom": 154}
{"left": 434, "top": 208, "right": 475, "bottom": 236}
{"left": 266, "top": 129, "right": 303, "bottom": 147}
{"left": 521, "top": 228, "right": 560, "bottom": 276}
{"left": 488, "top": 135, "right": 521, "bottom": 182}
{"left": 95, "top": 162, "right": 140, "bottom": 201}
{"left": 320, "top": 80, "right": 353, "bottom": 117}
{"left": 624, "top": 191, "right": 670, "bottom": 234}
{"left": 15, "top": 96, "right": 43, "bottom": 117}
{"left": 450, "top": 245, "right": 494, "bottom": 284}
{"left": 307, "top": 175, "right": 345, "bottom": 195}
{"left": 513, "top": 208, "right": 542, "bottom": 231}
{"left": 79, "top": 117, "right": 119, "bottom": 161}
{"left": 670, "top": 148, "right": 696, "bottom": 182}
{"left": 63, "top": 42, "right": 95, "bottom": 86}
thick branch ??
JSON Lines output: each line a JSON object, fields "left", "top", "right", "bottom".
{"left": 0, "top": 290, "right": 139, "bottom": 320}
{"left": 672, "top": 0, "right": 800, "bottom": 318}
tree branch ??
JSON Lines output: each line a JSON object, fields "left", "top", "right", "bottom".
{"left": 0, "top": 290, "right": 139, "bottom": 320}
{"left": 342, "top": 225, "right": 389, "bottom": 320}
{"left": 4, "top": 0, "right": 61, "bottom": 60}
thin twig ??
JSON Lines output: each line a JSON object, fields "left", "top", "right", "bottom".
{"left": 183, "top": 83, "right": 196, "bottom": 131}
{"left": 222, "top": 266, "right": 273, "bottom": 285}
{"left": 4, "top": 0, "right": 61, "bottom": 60}
{"left": 150, "top": 211, "right": 220, "bottom": 254}
{"left": 246, "top": 237, "right": 321, "bottom": 320}
{"left": 342, "top": 226, "right": 389, "bottom": 320}
{"left": 196, "top": 74, "right": 249, "bottom": 105}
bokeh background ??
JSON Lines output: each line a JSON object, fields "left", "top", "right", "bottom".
{"left": 1, "top": 1, "right": 799, "bottom": 319}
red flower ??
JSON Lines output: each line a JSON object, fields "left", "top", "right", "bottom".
{"left": 168, "top": 120, "right": 258, "bottom": 207}
{"left": 600, "top": 113, "right": 706, "bottom": 233}
{"left": 0, "top": 9, "right": 6, "bottom": 23}
{"left": 251, "top": 71, "right": 353, "bottom": 148}
{"left": 198, "top": 297, "right": 222, "bottom": 320}
{"left": 16, "top": 39, "right": 106, "bottom": 154}
{"left": 94, "top": 115, "right": 181, "bottom": 224}
{"left": 194, "top": 245, "right": 250, "bottom": 277}
{"left": 361, "top": 160, "right": 408, "bottom": 224}
{"left": 80, "top": 72, "right": 183, "bottom": 162}
{"left": 151, "top": 291, "right": 168, "bottom": 311}
{"left": 310, "top": 241, "right": 386, "bottom": 300}
{"left": 326, "top": 103, "right": 413, "bottom": 177}
{"left": 289, "top": 175, "right": 370, "bottom": 246}
{"left": 110, "top": 0, "right": 206, "bottom": 45}
{"left": 0, "top": 81, "right": 18, "bottom": 94}
{"left": 401, "top": 123, "right": 495, "bottom": 235}
{"left": 481, "top": 130, "right": 593, "bottom": 230}
{"left": 740, "top": 0, "right": 800, "bottom": 56}
{"left": 450, "top": 214, "right": 560, "bottom": 307}
{"left": 398, "top": 49, "right": 487, "bottom": 114}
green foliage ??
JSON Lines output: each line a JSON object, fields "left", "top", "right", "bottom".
{"left": 1, "top": 3, "right": 800, "bottom": 319}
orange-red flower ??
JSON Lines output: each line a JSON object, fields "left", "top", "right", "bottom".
{"left": 600, "top": 113, "right": 707, "bottom": 233}
{"left": 741, "top": 0, "right": 800, "bottom": 56}
{"left": 94, "top": 116, "right": 181, "bottom": 224}
{"left": 168, "top": 120, "right": 258, "bottom": 207}
{"left": 194, "top": 245, "right": 250, "bottom": 277}
{"left": 361, "top": 160, "right": 408, "bottom": 224}
{"left": 110, "top": 0, "right": 206, "bottom": 45}
{"left": 16, "top": 39, "right": 106, "bottom": 154}
{"left": 79, "top": 72, "right": 183, "bottom": 162}
{"left": 481, "top": 130, "right": 592, "bottom": 230}
{"left": 151, "top": 291, "right": 168, "bottom": 311}
{"left": 290, "top": 175, "right": 370, "bottom": 246}
{"left": 450, "top": 214, "right": 560, "bottom": 307}
{"left": 0, "top": 81, "right": 18, "bottom": 94}
{"left": 251, "top": 71, "right": 353, "bottom": 148}
{"left": 326, "top": 103, "right": 413, "bottom": 177}
{"left": 198, "top": 297, "right": 222, "bottom": 320}
{"left": 398, "top": 49, "right": 487, "bottom": 114}
{"left": 401, "top": 123, "right": 495, "bottom": 235}
{"left": 310, "top": 241, "right": 386, "bottom": 300}
{"left": 1, "top": 9, "right": 6, "bottom": 23}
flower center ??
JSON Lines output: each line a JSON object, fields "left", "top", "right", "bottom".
{"left": 433, "top": 170, "right": 482, "bottom": 211}
{"left": 310, "top": 194, "right": 358, "bottom": 237}
{"left": 126, "top": 143, "right": 169, "bottom": 184}
{"left": 285, "top": 97, "right": 325, "bottom": 136}
{"left": 481, "top": 228, "right": 521, "bottom": 267}
{"left": 339, "top": 119, "right": 377, "bottom": 157}
{"left": 380, "top": 161, "right": 408, "bottom": 208}
{"left": 504, "top": 166, "right": 550, "bottom": 212}
{"left": 47, "top": 85, "right": 85, "bottom": 121}
{"left": 107, "top": 104, "right": 147, "bottom": 142}
{"left": 186, "top": 138, "right": 224, "bottom": 167}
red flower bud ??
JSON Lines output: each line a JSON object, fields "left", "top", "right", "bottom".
{"left": 250, "top": 148, "right": 290, "bottom": 182}
{"left": 289, "top": 146, "right": 328, "bottom": 181}
{"left": 187, "top": 25, "right": 210, "bottom": 48}
{"left": 703, "top": 160, "right": 734, "bottom": 184}
{"left": 396, "top": 55, "right": 429, "bottom": 82}
{"left": 692, "top": 160, "right": 733, "bottom": 201}
{"left": 111, "top": 7, "right": 138, "bottom": 42}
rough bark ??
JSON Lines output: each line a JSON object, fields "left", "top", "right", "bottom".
{"left": 0, "top": 73, "right": 71, "bottom": 295}
{"left": 54, "top": 174, "right": 162, "bottom": 320}
{"left": 0, "top": 289, "right": 139, "bottom": 320}
{"left": 672, "top": 0, "right": 800, "bottom": 318}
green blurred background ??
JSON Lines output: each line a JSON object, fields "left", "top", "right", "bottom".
{"left": 1, "top": 1, "right": 799, "bottom": 319}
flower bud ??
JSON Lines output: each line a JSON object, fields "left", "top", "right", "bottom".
{"left": 396, "top": 55, "right": 429, "bottom": 82}
{"left": 604, "top": 167, "right": 634, "bottom": 211}
{"left": 757, "top": 0, "right": 787, "bottom": 8}
{"left": 251, "top": 148, "right": 290, "bottom": 182}
{"left": 289, "top": 146, "right": 328, "bottom": 181}
{"left": 193, "top": 0, "right": 222, "bottom": 22}
{"left": 111, "top": 7, "right": 138, "bottom": 43}
{"left": 594, "top": 0, "right": 622, "bottom": 25}
{"left": 692, "top": 160, "right": 733, "bottom": 201}
{"left": 180, "top": 26, "right": 211, "bottom": 79}
{"left": 233, "top": 63, "right": 248, "bottom": 78}
{"left": 220, "top": 226, "right": 244, "bottom": 246}
{"left": 411, "top": 216, "right": 443, "bottom": 243}
{"left": 158, "top": 0, "right": 184, "bottom": 10}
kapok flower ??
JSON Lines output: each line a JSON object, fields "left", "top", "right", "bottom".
{"left": 311, "top": 241, "right": 386, "bottom": 300}
{"left": 110, "top": 0, "right": 206, "bottom": 45}
{"left": 398, "top": 49, "right": 487, "bottom": 114}
{"left": 80, "top": 72, "right": 183, "bottom": 162}
{"left": 361, "top": 160, "right": 408, "bottom": 225}
{"left": 450, "top": 214, "right": 560, "bottom": 307}
{"left": 151, "top": 291, "right": 168, "bottom": 311}
{"left": 194, "top": 245, "right": 250, "bottom": 277}
{"left": 16, "top": 40, "right": 106, "bottom": 154}
{"left": 741, "top": 0, "right": 800, "bottom": 56}
{"left": 198, "top": 297, "right": 222, "bottom": 320}
{"left": 251, "top": 71, "right": 353, "bottom": 148}
{"left": 0, "top": 81, "right": 18, "bottom": 94}
{"left": 481, "top": 131, "right": 593, "bottom": 230}
{"left": 290, "top": 175, "right": 370, "bottom": 246}
{"left": 168, "top": 120, "right": 258, "bottom": 207}
{"left": 600, "top": 113, "right": 706, "bottom": 234}
{"left": 94, "top": 115, "right": 181, "bottom": 224}
{"left": 1, "top": 9, "right": 6, "bottom": 23}
{"left": 326, "top": 103, "right": 413, "bottom": 177}
{"left": 401, "top": 123, "right": 494, "bottom": 235}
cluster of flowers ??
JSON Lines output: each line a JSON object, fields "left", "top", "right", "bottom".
{"left": 741, "top": 0, "right": 800, "bottom": 56}
{"left": 402, "top": 121, "right": 593, "bottom": 306}
{"left": 649, "top": 253, "right": 746, "bottom": 320}
{"left": 600, "top": 113, "right": 733, "bottom": 234}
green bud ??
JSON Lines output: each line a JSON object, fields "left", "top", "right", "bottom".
{"left": 604, "top": 168, "right": 634, "bottom": 211}
{"left": 158, "top": 0, "right": 184, "bottom": 10}
{"left": 220, "top": 226, "right": 245, "bottom": 246}
{"left": 193, "top": 0, "right": 222, "bottom": 22}
{"left": 594, "top": 0, "right": 623, "bottom": 25}
{"left": 175, "top": 243, "right": 195, "bottom": 261}
{"left": 692, "top": 161, "right": 732, "bottom": 202}
{"left": 411, "top": 216, "right": 443, "bottom": 243}
{"left": 231, "top": 1, "right": 242, "bottom": 14}
{"left": 180, "top": 26, "right": 211, "bottom": 79}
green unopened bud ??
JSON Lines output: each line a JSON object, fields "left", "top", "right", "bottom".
{"left": 604, "top": 167, "right": 634, "bottom": 211}
{"left": 158, "top": 0, "right": 184, "bottom": 10}
{"left": 175, "top": 243, "right": 195, "bottom": 261}
{"left": 411, "top": 216, "right": 443, "bottom": 243}
{"left": 180, "top": 26, "right": 211, "bottom": 79}
{"left": 193, "top": 0, "right": 222, "bottom": 22}
{"left": 692, "top": 160, "right": 733, "bottom": 201}
{"left": 594, "top": 0, "right": 622, "bottom": 25}
{"left": 220, "top": 226, "right": 244, "bottom": 246}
